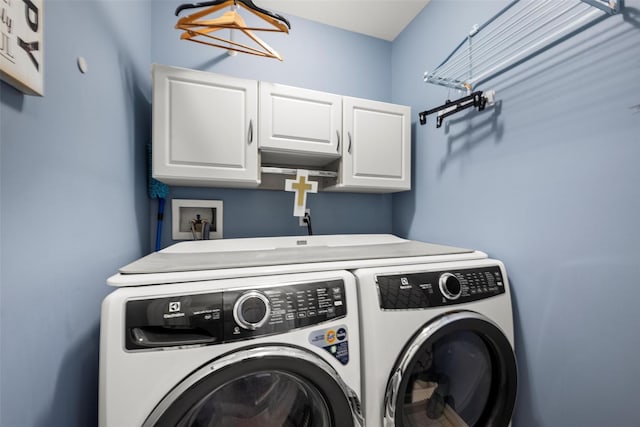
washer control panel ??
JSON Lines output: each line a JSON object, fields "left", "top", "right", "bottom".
{"left": 224, "top": 279, "right": 346, "bottom": 342}
{"left": 125, "top": 279, "right": 346, "bottom": 350}
{"left": 376, "top": 266, "right": 505, "bottom": 310}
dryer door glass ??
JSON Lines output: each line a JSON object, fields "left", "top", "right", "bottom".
{"left": 403, "top": 330, "right": 492, "bottom": 426}
{"left": 386, "top": 313, "right": 517, "bottom": 427}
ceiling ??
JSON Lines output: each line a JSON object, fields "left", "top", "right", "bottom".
{"left": 260, "top": 0, "right": 431, "bottom": 41}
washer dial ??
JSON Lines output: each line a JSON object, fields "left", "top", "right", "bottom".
{"left": 439, "top": 273, "right": 462, "bottom": 300}
{"left": 233, "top": 291, "right": 271, "bottom": 330}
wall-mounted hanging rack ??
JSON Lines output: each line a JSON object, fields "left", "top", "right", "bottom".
{"left": 423, "top": 0, "right": 623, "bottom": 91}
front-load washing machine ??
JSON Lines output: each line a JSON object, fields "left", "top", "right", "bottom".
{"left": 355, "top": 258, "right": 517, "bottom": 427}
{"left": 99, "top": 270, "right": 363, "bottom": 427}
{"left": 101, "top": 234, "right": 492, "bottom": 426}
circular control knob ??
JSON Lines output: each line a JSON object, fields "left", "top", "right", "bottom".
{"left": 439, "top": 273, "right": 462, "bottom": 300}
{"left": 233, "top": 291, "right": 271, "bottom": 330}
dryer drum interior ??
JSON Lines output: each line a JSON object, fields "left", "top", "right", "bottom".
{"left": 385, "top": 312, "right": 517, "bottom": 427}
{"left": 144, "top": 346, "right": 360, "bottom": 427}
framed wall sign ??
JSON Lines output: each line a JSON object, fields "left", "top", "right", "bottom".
{"left": 0, "top": 0, "right": 43, "bottom": 96}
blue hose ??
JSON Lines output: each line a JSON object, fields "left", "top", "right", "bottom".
{"left": 155, "top": 198, "right": 166, "bottom": 252}
{"left": 147, "top": 143, "right": 169, "bottom": 251}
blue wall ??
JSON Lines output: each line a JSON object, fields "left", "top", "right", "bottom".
{"left": 151, "top": 0, "right": 395, "bottom": 245}
{"left": 4, "top": 0, "right": 639, "bottom": 426}
{"left": 392, "top": 1, "right": 640, "bottom": 425}
{"left": 0, "top": 1, "right": 395, "bottom": 425}
{"left": 0, "top": 1, "right": 151, "bottom": 425}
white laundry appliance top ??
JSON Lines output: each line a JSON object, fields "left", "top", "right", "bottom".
{"left": 108, "top": 234, "right": 485, "bottom": 287}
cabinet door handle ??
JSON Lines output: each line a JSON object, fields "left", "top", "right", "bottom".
{"left": 336, "top": 130, "right": 341, "bottom": 152}
{"left": 248, "top": 119, "right": 254, "bottom": 144}
{"left": 348, "top": 132, "right": 352, "bottom": 154}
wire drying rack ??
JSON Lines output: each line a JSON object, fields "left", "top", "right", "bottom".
{"left": 423, "top": 0, "right": 623, "bottom": 92}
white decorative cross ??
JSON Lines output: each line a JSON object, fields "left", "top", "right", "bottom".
{"left": 285, "top": 170, "right": 318, "bottom": 217}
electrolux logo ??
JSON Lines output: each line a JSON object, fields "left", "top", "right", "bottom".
{"left": 400, "top": 277, "right": 412, "bottom": 290}
{"left": 164, "top": 301, "right": 185, "bottom": 319}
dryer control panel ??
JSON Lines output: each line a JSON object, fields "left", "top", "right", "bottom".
{"left": 124, "top": 279, "right": 346, "bottom": 350}
{"left": 376, "top": 266, "right": 505, "bottom": 310}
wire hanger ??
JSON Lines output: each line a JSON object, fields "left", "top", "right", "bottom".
{"left": 175, "top": 0, "right": 290, "bottom": 61}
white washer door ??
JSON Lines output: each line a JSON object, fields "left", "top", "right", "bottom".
{"left": 384, "top": 311, "right": 517, "bottom": 427}
{"left": 143, "top": 345, "right": 363, "bottom": 427}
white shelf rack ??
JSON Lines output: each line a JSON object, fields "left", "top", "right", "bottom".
{"left": 423, "top": 0, "right": 623, "bottom": 91}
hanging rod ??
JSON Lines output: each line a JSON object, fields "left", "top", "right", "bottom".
{"left": 261, "top": 166, "right": 338, "bottom": 178}
{"left": 423, "top": 0, "right": 623, "bottom": 91}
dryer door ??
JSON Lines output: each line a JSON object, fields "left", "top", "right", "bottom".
{"left": 384, "top": 311, "right": 517, "bottom": 427}
{"left": 143, "top": 346, "right": 363, "bottom": 427}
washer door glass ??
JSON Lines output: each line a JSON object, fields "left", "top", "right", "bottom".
{"left": 145, "top": 347, "right": 360, "bottom": 427}
{"left": 387, "top": 312, "right": 517, "bottom": 427}
{"left": 178, "top": 370, "right": 331, "bottom": 426}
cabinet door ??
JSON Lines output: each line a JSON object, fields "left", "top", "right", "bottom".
{"left": 337, "top": 97, "right": 411, "bottom": 192}
{"left": 259, "top": 82, "right": 342, "bottom": 165}
{"left": 152, "top": 64, "right": 259, "bottom": 187}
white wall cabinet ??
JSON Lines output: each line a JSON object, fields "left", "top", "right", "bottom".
{"left": 152, "top": 64, "right": 260, "bottom": 187}
{"left": 259, "top": 82, "right": 342, "bottom": 167}
{"left": 326, "top": 97, "right": 411, "bottom": 192}
{"left": 152, "top": 65, "right": 411, "bottom": 192}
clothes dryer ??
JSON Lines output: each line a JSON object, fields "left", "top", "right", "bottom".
{"left": 355, "top": 258, "right": 517, "bottom": 427}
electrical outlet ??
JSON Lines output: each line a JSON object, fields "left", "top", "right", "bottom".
{"left": 299, "top": 209, "right": 311, "bottom": 226}
{"left": 172, "top": 199, "right": 223, "bottom": 240}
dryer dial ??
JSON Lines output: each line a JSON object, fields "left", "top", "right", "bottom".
{"left": 439, "top": 273, "right": 462, "bottom": 300}
{"left": 233, "top": 291, "right": 271, "bottom": 330}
